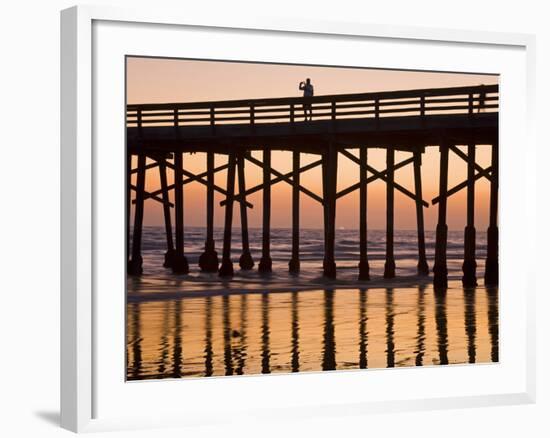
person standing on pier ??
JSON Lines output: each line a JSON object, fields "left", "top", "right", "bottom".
{"left": 477, "top": 84, "right": 487, "bottom": 113}
{"left": 299, "top": 78, "right": 314, "bottom": 121}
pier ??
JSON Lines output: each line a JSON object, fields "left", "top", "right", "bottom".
{"left": 126, "top": 84, "right": 499, "bottom": 288}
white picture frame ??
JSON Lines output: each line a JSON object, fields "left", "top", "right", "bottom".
{"left": 60, "top": 5, "right": 536, "bottom": 433}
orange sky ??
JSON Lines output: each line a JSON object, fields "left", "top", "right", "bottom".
{"left": 127, "top": 57, "right": 498, "bottom": 231}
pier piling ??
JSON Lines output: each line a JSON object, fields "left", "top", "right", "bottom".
{"left": 484, "top": 143, "right": 499, "bottom": 286}
{"left": 433, "top": 145, "right": 449, "bottom": 289}
{"left": 158, "top": 158, "right": 175, "bottom": 268}
{"left": 358, "top": 146, "right": 370, "bottom": 280}
{"left": 258, "top": 149, "right": 273, "bottom": 273}
{"left": 237, "top": 153, "right": 254, "bottom": 270}
{"left": 413, "top": 150, "right": 429, "bottom": 276}
{"left": 462, "top": 144, "right": 477, "bottom": 287}
{"left": 219, "top": 152, "right": 237, "bottom": 277}
{"left": 289, "top": 151, "right": 301, "bottom": 273}
{"left": 172, "top": 152, "right": 189, "bottom": 274}
{"left": 384, "top": 147, "right": 396, "bottom": 279}
{"left": 199, "top": 151, "right": 219, "bottom": 272}
{"left": 322, "top": 144, "right": 338, "bottom": 278}
{"left": 128, "top": 153, "right": 146, "bottom": 275}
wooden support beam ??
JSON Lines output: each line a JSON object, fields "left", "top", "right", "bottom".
{"left": 259, "top": 149, "right": 273, "bottom": 273}
{"left": 245, "top": 154, "right": 324, "bottom": 205}
{"left": 485, "top": 143, "right": 499, "bottom": 286}
{"left": 384, "top": 147, "right": 396, "bottom": 279}
{"left": 431, "top": 165, "right": 491, "bottom": 205}
{"left": 462, "top": 144, "right": 477, "bottom": 287}
{"left": 221, "top": 158, "right": 322, "bottom": 206}
{"left": 289, "top": 151, "right": 301, "bottom": 273}
{"left": 158, "top": 159, "right": 175, "bottom": 268}
{"left": 433, "top": 145, "right": 449, "bottom": 289}
{"left": 358, "top": 146, "right": 370, "bottom": 280}
{"left": 143, "top": 162, "right": 229, "bottom": 200}
{"left": 130, "top": 161, "right": 160, "bottom": 174}
{"left": 449, "top": 145, "right": 492, "bottom": 182}
{"left": 339, "top": 149, "right": 428, "bottom": 207}
{"left": 219, "top": 153, "right": 237, "bottom": 277}
{"left": 336, "top": 155, "right": 416, "bottom": 201}
{"left": 414, "top": 151, "right": 429, "bottom": 275}
{"left": 237, "top": 154, "right": 254, "bottom": 270}
{"left": 131, "top": 185, "right": 174, "bottom": 208}
{"left": 128, "top": 153, "right": 146, "bottom": 275}
{"left": 138, "top": 161, "right": 252, "bottom": 209}
{"left": 322, "top": 143, "right": 338, "bottom": 278}
{"left": 172, "top": 152, "right": 189, "bottom": 274}
{"left": 199, "top": 151, "right": 219, "bottom": 272}
{"left": 180, "top": 167, "right": 253, "bottom": 208}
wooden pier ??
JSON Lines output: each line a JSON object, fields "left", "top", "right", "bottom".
{"left": 126, "top": 84, "right": 499, "bottom": 288}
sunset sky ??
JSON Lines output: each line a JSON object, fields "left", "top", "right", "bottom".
{"left": 127, "top": 57, "right": 498, "bottom": 231}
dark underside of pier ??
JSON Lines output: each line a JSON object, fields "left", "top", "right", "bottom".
{"left": 128, "top": 112, "right": 498, "bottom": 154}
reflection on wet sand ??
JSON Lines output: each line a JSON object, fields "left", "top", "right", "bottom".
{"left": 126, "top": 283, "right": 499, "bottom": 380}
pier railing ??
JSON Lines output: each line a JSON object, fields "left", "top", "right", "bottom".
{"left": 127, "top": 84, "right": 498, "bottom": 128}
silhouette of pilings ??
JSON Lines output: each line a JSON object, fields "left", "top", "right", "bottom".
{"left": 158, "top": 157, "right": 175, "bottom": 268}
{"left": 128, "top": 153, "right": 146, "bottom": 276}
{"left": 288, "top": 151, "right": 301, "bottom": 273}
{"left": 219, "top": 152, "right": 237, "bottom": 277}
{"left": 358, "top": 147, "right": 370, "bottom": 280}
{"left": 199, "top": 151, "right": 219, "bottom": 272}
{"left": 258, "top": 149, "right": 273, "bottom": 273}
{"left": 237, "top": 154, "right": 254, "bottom": 270}
{"left": 322, "top": 143, "right": 338, "bottom": 278}
{"left": 127, "top": 142, "right": 498, "bottom": 286}
{"left": 485, "top": 143, "right": 499, "bottom": 286}
{"left": 414, "top": 151, "right": 429, "bottom": 276}
{"left": 433, "top": 145, "right": 449, "bottom": 289}
{"left": 172, "top": 152, "right": 189, "bottom": 274}
{"left": 462, "top": 144, "right": 477, "bottom": 287}
{"left": 384, "top": 147, "right": 396, "bottom": 279}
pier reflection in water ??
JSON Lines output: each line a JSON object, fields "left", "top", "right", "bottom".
{"left": 126, "top": 284, "right": 499, "bottom": 380}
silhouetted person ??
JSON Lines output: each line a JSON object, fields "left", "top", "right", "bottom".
{"left": 299, "top": 78, "right": 314, "bottom": 121}
{"left": 477, "top": 84, "right": 487, "bottom": 113}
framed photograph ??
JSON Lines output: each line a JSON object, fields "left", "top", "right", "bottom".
{"left": 61, "top": 5, "right": 536, "bottom": 433}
